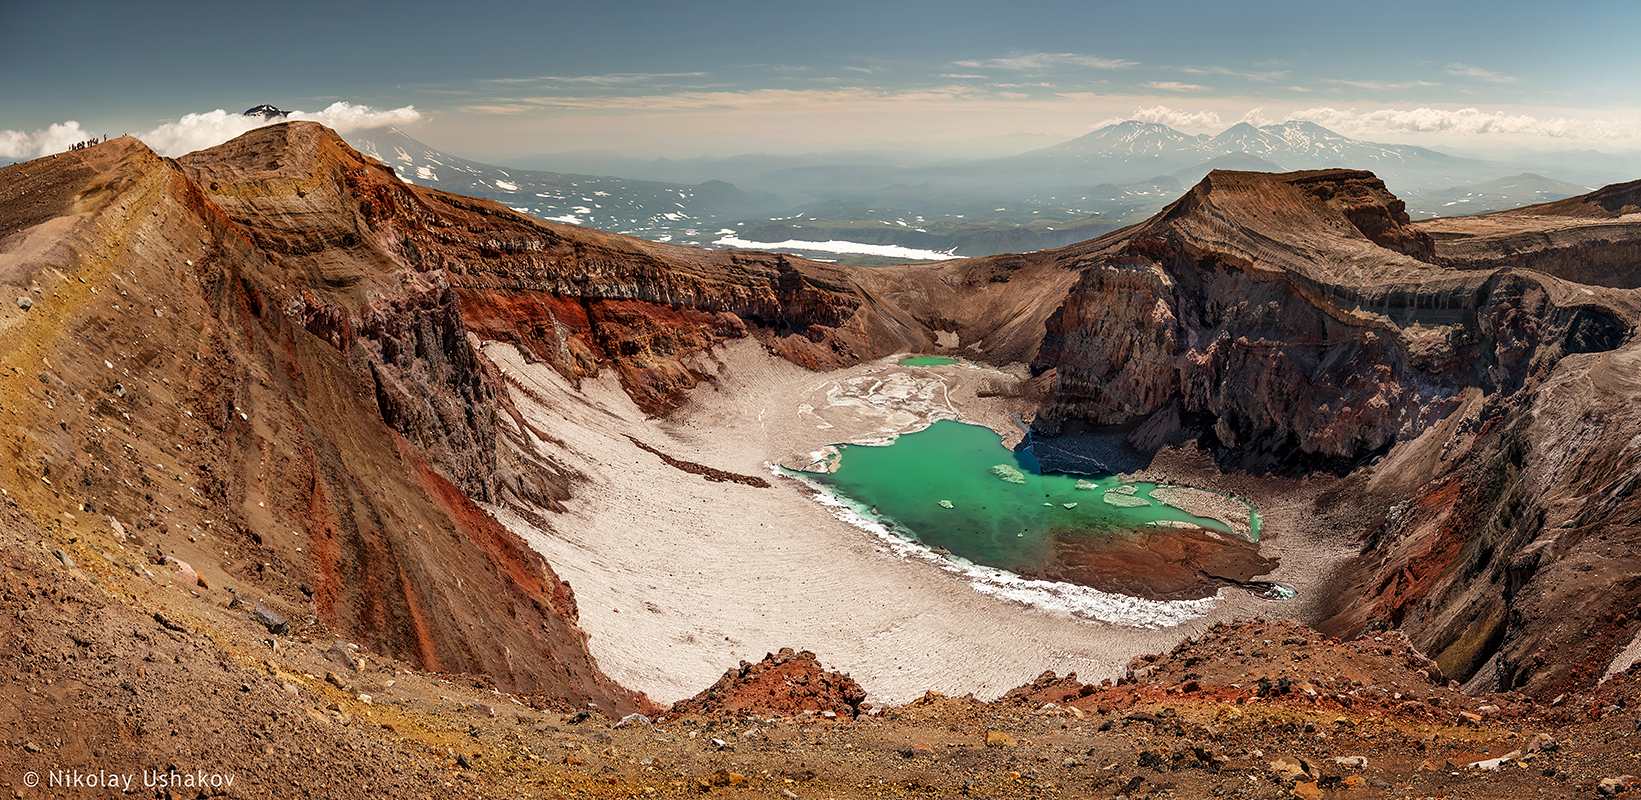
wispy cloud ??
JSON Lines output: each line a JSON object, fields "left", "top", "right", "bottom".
{"left": 1328, "top": 79, "right": 1440, "bottom": 91}
{"left": 1444, "top": 63, "right": 1516, "bottom": 83}
{"left": 1146, "top": 81, "right": 1208, "bottom": 92}
{"left": 456, "top": 86, "right": 998, "bottom": 115}
{"left": 1, "top": 102, "right": 422, "bottom": 159}
{"left": 1178, "top": 65, "right": 1288, "bottom": 82}
{"left": 483, "top": 72, "right": 708, "bottom": 86}
{"left": 953, "top": 52, "right": 1137, "bottom": 71}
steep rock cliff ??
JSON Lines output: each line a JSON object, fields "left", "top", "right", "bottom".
{"left": 1, "top": 133, "right": 644, "bottom": 710}
{"left": 1025, "top": 170, "right": 1633, "bottom": 475}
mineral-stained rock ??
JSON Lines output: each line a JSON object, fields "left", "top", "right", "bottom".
{"left": 984, "top": 730, "right": 1018, "bottom": 748}
{"left": 0, "top": 127, "right": 648, "bottom": 713}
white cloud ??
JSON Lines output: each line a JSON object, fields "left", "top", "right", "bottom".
{"left": 1096, "top": 105, "right": 1225, "bottom": 130}
{"left": 1284, "top": 106, "right": 1641, "bottom": 141}
{"left": 1, "top": 102, "right": 422, "bottom": 160}
{"left": 1145, "top": 81, "right": 1208, "bottom": 92}
{"left": 291, "top": 102, "right": 423, "bottom": 135}
{"left": 1238, "top": 107, "right": 1273, "bottom": 127}
{"left": 136, "top": 109, "right": 270, "bottom": 156}
{"left": 953, "top": 53, "right": 1137, "bottom": 71}
{"left": 1444, "top": 63, "right": 1516, "bottom": 83}
{"left": 0, "top": 121, "right": 99, "bottom": 160}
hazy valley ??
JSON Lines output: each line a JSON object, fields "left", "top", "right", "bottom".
{"left": 342, "top": 120, "right": 1641, "bottom": 267}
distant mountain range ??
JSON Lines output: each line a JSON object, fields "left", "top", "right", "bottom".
{"left": 948, "top": 120, "right": 1498, "bottom": 194}
{"left": 1401, "top": 173, "right": 1594, "bottom": 218}
{"left": 1042, "top": 120, "right": 1452, "bottom": 170}
{"left": 338, "top": 120, "right": 1641, "bottom": 263}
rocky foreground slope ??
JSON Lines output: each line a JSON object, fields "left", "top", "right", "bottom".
{"left": 4, "top": 122, "right": 1641, "bottom": 795}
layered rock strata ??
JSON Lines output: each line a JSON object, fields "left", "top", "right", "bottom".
{"left": 0, "top": 132, "right": 643, "bottom": 710}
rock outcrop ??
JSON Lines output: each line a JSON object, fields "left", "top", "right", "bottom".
{"left": 671, "top": 648, "right": 868, "bottom": 719}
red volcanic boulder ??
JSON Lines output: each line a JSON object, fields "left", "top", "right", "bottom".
{"left": 1001, "top": 670, "right": 1096, "bottom": 708}
{"left": 671, "top": 648, "right": 867, "bottom": 719}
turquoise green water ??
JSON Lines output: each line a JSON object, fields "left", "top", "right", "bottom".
{"left": 897, "top": 355, "right": 959, "bottom": 366}
{"left": 799, "top": 419, "right": 1238, "bottom": 574}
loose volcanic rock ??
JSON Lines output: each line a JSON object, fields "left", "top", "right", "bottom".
{"left": 671, "top": 647, "right": 867, "bottom": 719}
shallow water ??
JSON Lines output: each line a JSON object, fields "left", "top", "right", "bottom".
{"left": 800, "top": 419, "right": 1235, "bottom": 575}
{"left": 897, "top": 355, "right": 960, "bottom": 366}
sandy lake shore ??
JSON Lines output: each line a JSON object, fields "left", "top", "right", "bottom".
{"left": 478, "top": 339, "right": 1363, "bottom": 705}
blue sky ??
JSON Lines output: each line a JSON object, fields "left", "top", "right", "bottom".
{"left": 3, "top": 0, "right": 1639, "bottom": 160}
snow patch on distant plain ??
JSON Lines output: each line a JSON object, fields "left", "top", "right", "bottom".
{"left": 494, "top": 180, "right": 519, "bottom": 191}
{"left": 713, "top": 236, "right": 956, "bottom": 261}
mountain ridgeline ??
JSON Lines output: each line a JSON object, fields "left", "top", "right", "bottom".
{"left": 3, "top": 121, "right": 1640, "bottom": 713}
{"left": 348, "top": 120, "right": 1635, "bottom": 262}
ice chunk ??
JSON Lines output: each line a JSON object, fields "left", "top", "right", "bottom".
{"left": 1102, "top": 486, "right": 1151, "bottom": 508}
{"left": 989, "top": 464, "right": 1027, "bottom": 484}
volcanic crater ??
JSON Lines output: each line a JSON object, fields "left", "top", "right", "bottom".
{"left": 5, "top": 121, "right": 1641, "bottom": 798}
